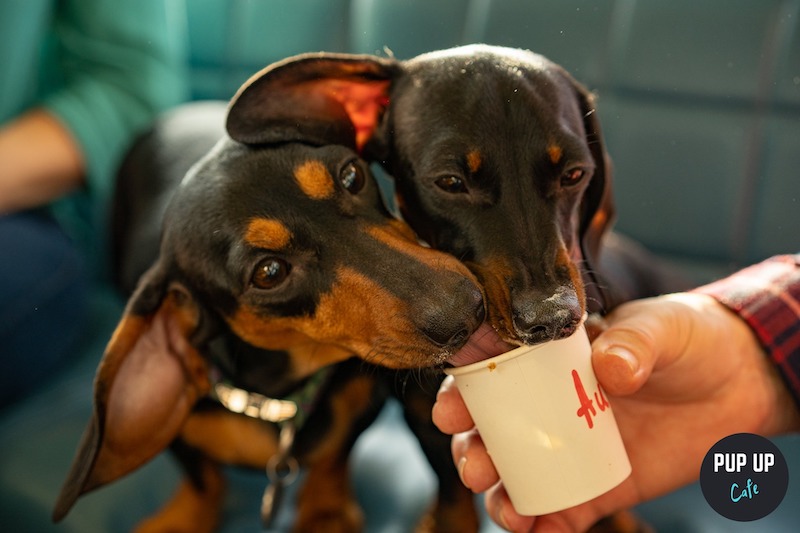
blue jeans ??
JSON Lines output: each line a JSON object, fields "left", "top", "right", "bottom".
{"left": 0, "top": 212, "right": 89, "bottom": 408}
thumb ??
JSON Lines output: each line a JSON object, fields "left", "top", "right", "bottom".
{"left": 590, "top": 295, "right": 696, "bottom": 396}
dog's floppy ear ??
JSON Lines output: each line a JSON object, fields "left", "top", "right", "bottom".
{"left": 226, "top": 52, "right": 399, "bottom": 152}
{"left": 576, "top": 88, "right": 615, "bottom": 261}
{"left": 52, "top": 264, "right": 210, "bottom": 522}
{"left": 571, "top": 81, "right": 618, "bottom": 310}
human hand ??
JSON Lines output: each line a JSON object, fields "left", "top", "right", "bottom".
{"left": 433, "top": 293, "right": 798, "bottom": 532}
{"left": 0, "top": 109, "right": 84, "bottom": 213}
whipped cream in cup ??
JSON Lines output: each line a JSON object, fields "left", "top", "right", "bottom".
{"left": 445, "top": 321, "right": 631, "bottom": 515}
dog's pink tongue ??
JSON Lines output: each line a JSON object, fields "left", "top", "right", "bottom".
{"left": 448, "top": 323, "right": 515, "bottom": 367}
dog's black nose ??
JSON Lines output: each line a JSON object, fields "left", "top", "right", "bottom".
{"left": 474, "top": 296, "right": 486, "bottom": 323}
{"left": 426, "top": 326, "right": 470, "bottom": 348}
{"left": 512, "top": 287, "right": 581, "bottom": 343}
{"left": 421, "top": 282, "right": 485, "bottom": 349}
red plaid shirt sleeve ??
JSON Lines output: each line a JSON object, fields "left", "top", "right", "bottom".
{"left": 693, "top": 254, "right": 800, "bottom": 410}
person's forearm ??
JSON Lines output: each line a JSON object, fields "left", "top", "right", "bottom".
{"left": 0, "top": 108, "right": 85, "bottom": 213}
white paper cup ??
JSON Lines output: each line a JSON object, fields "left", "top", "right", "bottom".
{"left": 445, "top": 323, "right": 631, "bottom": 515}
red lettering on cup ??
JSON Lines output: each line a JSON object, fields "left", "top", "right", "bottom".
{"left": 573, "top": 369, "right": 609, "bottom": 429}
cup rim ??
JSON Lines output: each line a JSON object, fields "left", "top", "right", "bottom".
{"left": 445, "top": 316, "right": 587, "bottom": 376}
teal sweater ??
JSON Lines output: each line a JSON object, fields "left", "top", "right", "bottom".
{"left": 0, "top": 0, "right": 188, "bottom": 277}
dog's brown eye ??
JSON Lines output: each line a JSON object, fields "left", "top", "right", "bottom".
{"left": 339, "top": 161, "right": 365, "bottom": 193}
{"left": 435, "top": 175, "right": 467, "bottom": 194}
{"left": 252, "top": 258, "right": 290, "bottom": 290}
{"left": 561, "top": 168, "right": 585, "bottom": 187}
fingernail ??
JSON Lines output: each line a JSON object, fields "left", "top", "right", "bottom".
{"left": 606, "top": 345, "right": 639, "bottom": 374}
{"left": 457, "top": 456, "right": 470, "bottom": 489}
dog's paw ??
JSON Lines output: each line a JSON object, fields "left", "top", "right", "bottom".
{"left": 134, "top": 513, "right": 218, "bottom": 533}
{"left": 131, "top": 482, "right": 222, "bottom": 533}
{"left": 293, "top": 501, "right": 364, "bottom": 533}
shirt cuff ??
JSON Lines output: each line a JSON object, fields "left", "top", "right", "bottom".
{"left": 693, "top": 254, "right": 800, "bottom": 410}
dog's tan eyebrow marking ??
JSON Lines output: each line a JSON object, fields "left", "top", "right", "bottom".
{"left": 547, "top": 144, "right": 563, "bottom": 165}
{"left": 467, "top": 149, "right": 482, "bottom": 174}
{"left": 245, "top": 218, "right": 292, "bottom": 250}
{"left": 294, "top": 160, "right": 334, "bottom": 199}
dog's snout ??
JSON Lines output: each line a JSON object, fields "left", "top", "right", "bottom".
{"left": 512, "top": 286, "right": 581, "bottom": 344}
{"left": 425, "top": 326, "right": 470, "bottom": 349}
{"left": 420, "top": 281, "right": 485, "bottom": 349}
{"left": 474, "top": 293, "right": 486, "bottom": 324}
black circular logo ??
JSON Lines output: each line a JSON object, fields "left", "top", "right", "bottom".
{"left": 700, "top": 433, "right": 789, "bottom": 521}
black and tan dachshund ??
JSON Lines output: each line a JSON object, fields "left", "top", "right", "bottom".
{"left": 52, "top": 98, "right": 486, "bottom": 532}
{"left": 226, "top": 44, "right": 685, "bottom": 530}
{"left": 227, "top": 43, "right": 686, "bottom": 357}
